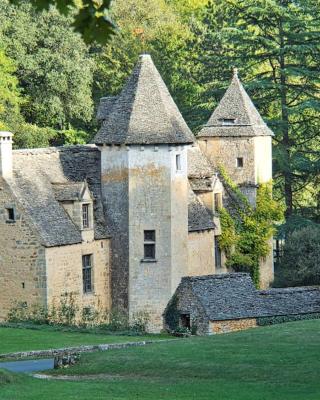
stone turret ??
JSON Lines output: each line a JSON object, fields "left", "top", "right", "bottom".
{"left": 198, "top": 70, "right": 274, "bottom": 288}
{"left": 198, "top": 69, "right": 273, "bottom": 204}
{"left": 95, "top": 54, "right": 194, "bottom": 331}
{"left": 0, "top": 132, "right": 13, "bottom": 180}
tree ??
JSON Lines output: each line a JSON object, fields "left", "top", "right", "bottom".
{"left": 197, "top": 0, "right": 320, "bottom": 219}
{"left": 275, "top": 225, "right": 320, "bottom": 286}
{"left": 0, "top": 1, "right": 94, "bottom": 130}
{"left": 0, "top": 48, "right": 21, "bottom": 128}
{"left": 8, "top": 0, "right": 115, "bottom": 45}
{"left": 92, "top": 0, "right": 202, "bottom": 130}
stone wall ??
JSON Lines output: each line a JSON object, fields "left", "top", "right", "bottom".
{"left": 127, "top": 144, "right": 189, "bottom": 332}
{"left": 210, "top": 318, "right": 257, "bottom": 334}
{"left": 0, "top": 180, "right": 46, "bottom": 320}
{"left": 199, "top": 137, "right": 256, "bottom": 185}
{"left": 164, "top": 281, "right": 210, "bottom": 335}
{"left": 100, "top": 145, "right": 129, "bottom": 313}
{"left": 188, "top": 230, "right": 215, "bottom": 276}
{"left": 45, "top": 239, "right": 111, "bottom": 317}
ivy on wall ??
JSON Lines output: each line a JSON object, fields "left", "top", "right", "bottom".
{"left": 218, "top": 167, "right": 284, "bottom": 287}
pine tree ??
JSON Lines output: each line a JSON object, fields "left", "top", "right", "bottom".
{"left": 197, "top": 0, "right": 320, "bottom": 219}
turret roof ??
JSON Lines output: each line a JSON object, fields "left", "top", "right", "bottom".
{"left": 94, "top": 54, "right": 194, "bottom": 145}
{"left": 198, "top": 70, "right": 273, "bottom": 138}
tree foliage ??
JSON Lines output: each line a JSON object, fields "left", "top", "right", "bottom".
{"left": 196, "top": 0, "right": 320, "bottom": 220}
{"left": 218, "top": 169, "right": 284, "bottom": 287}
{"left": 275, "top": 226, "right": 320, "bottom": 286}
{"left": 0, "top": 1, "right": 94, "bottom": 130}
{"left": 8, "top": 0, "right": 115, "bottom": 45}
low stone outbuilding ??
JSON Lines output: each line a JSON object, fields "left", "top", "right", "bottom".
{"left": 164, "top": 273, "right": 320, "bottom": 335}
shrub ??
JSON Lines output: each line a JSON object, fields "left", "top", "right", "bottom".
{"left": 275, "top": 226, "right": 320, "bottom": 287}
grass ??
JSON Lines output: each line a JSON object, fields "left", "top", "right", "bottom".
{"left": 1, "top": 319, "right": 320, "bottom": 399}
{"left": 0, "top": 325, "right": 168, "bottom": 354}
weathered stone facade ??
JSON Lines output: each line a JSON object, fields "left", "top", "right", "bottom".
{"left": 1, "top": 55, "right": 276, "bottom": 331}
{"left": 0, "top": 179, "right": 46, "bottom": 319}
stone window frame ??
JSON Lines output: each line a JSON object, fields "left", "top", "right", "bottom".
{"left": 175, "top": 153, "right": 182, "bottom": 172}
{"left": 82, "top": 254, "right": 94, "bottom": 294}
{"left": 236, "top": 157, "right": 244, "bottom": 168}
{"left": 141, "top": 230, "right": 157, "bottom": 263}
{"left": 81, "top": 202, "right": 92, "bottom": 230}
{"left": 5, "top": 206, "right": 16, "bottom": 223}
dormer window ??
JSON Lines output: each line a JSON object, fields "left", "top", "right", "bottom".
{"left": 221, "top": 118, "right": 236, "bottom": 125}
{"left": 82, "top": 203, "right": 90, "bottom": 229}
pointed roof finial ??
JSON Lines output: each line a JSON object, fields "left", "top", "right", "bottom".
{"left": 233, "top": 67, "right": 238, "bottom": 78}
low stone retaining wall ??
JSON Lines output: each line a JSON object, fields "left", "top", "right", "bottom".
{"left": 0, "top": 339, "right": 176, "bottom": 360}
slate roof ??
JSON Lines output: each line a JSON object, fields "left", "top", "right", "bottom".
{"left": 188, "top": 145, "right": 214, "bottom": 179}
{"left": 94, "top": 54, "right": 194, "bottom": 145}
{"left": 188, "top": 188, "right": 215, "bottom": 232}
{"left": 181, "top": 273, "right": 320, "bottom": 321}
{"left": 96, "top": 96, "right": 118, "bottom": 121}
{"left": 52, "top": 182, "right": 88, "bottom": 202}
{"left": 9, "top": 145, "right": 109, "bottom": 247}
{"left": 198, "top": 70, "right": 273, "bottom": 138}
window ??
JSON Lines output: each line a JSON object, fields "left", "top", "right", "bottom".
{"left": 82, "top": 204, "right": 90, "bottom": 229}
{"left": 215, "top": 237, "right": 222, "bottom": 269}
{"left": 82, "top": 254, "right": 93, "bottom": 293}
{"left": 6, "top": 208, "right": 15, "bottom": 221}
{"left": 144, "top": 230, "right": 156, "bottom": 260}
{"left": 176, "top": 154, "right": 182, "bottom": 172}
{"left": 222, "top": 118, "right": 236, "bottom": 125}
{"left": 236, "top": 157, "right": 244, "bottom": 168}
{"left": 180, "top": 314, "right": 191, "bottom": 329}
{"left": 214, "top": 193, "right": 222, "bottom": 211}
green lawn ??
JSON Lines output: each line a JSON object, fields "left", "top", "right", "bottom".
{"left": 0, "top": 326, "right": 167, "bottom": 354}
{"left": 1, "top": 320, "right": 320, "bottom": 399}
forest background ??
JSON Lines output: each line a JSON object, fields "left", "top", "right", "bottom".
{"left": 0, "top": 0, "right": 319, "bottom": 231}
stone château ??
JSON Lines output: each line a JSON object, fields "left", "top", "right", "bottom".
{"left": 0, "top": 55, "right": 274, "bottom": 331}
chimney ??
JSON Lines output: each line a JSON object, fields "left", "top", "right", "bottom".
{"left": 0, "top": 131, "right": 13, "bottom": 180}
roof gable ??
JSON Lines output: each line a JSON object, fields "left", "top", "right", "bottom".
{"left": 198, "top": 70, "right": 273, "bottom": 138}
{"left": 94, "top": 54, "right": 194, "bottom": 145}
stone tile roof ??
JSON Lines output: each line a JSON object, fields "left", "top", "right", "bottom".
{"left": 198, "top": 71, "right": 273, "bottom": 138}
{"left": 96, "top": 96, "right": 118, "bottom": 121}
{"left": 52, "top": 182, "right": 87, "bottom": 202}
{"left": 94, "top": 54, "right": 194, "bottom": 145}
{"left": 182, "top": 273, "right": 320, "bottom": 321}
{"left": 9, "top": 145, "right": 109, "bottom": 247}
{"left": 188, "top": 188, "right": 215, "bottom": 232}
{"left": 188, "top": 145, "right": 214, "bottom": 179}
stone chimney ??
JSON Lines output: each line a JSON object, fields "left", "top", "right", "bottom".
{"left": 0, "top": 131, "right": 13, "bottom": 180}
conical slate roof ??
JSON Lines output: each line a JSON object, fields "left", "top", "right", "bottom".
{"left": 198, "top": 70, "right": 273, "bottom": 138}
{"left": 94, "top": 54, "right": 194, "bottom": 145}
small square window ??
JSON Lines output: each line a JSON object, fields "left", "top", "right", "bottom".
{"left": 176, "top": 154, "right": 182, "bottom": 171}
{"left": 6, "top": 208, "right": 15, "bottom": 221}
{"left": 237, "top": 157, "right": 244, "bottom": 168}
{"left": 143, "top": 230, "right": 156, "bottom": 260}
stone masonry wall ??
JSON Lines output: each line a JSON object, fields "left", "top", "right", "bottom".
{"left": 128, "top": 145, "right": 189, "bottom": 332}
{"left": 188, "top": 230, "right": 215, "bottom": 276}
{"left": 45, "top": 239, "right": 111, "bottom": 317}
{"left": 164, "top": 282, "right": 210, "bottom": 335}
{"left": 210, "top": 318, "right": 257, "bottom": 334}
{"left": 0, "top": 180, "right": 46, "bottom": 320}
